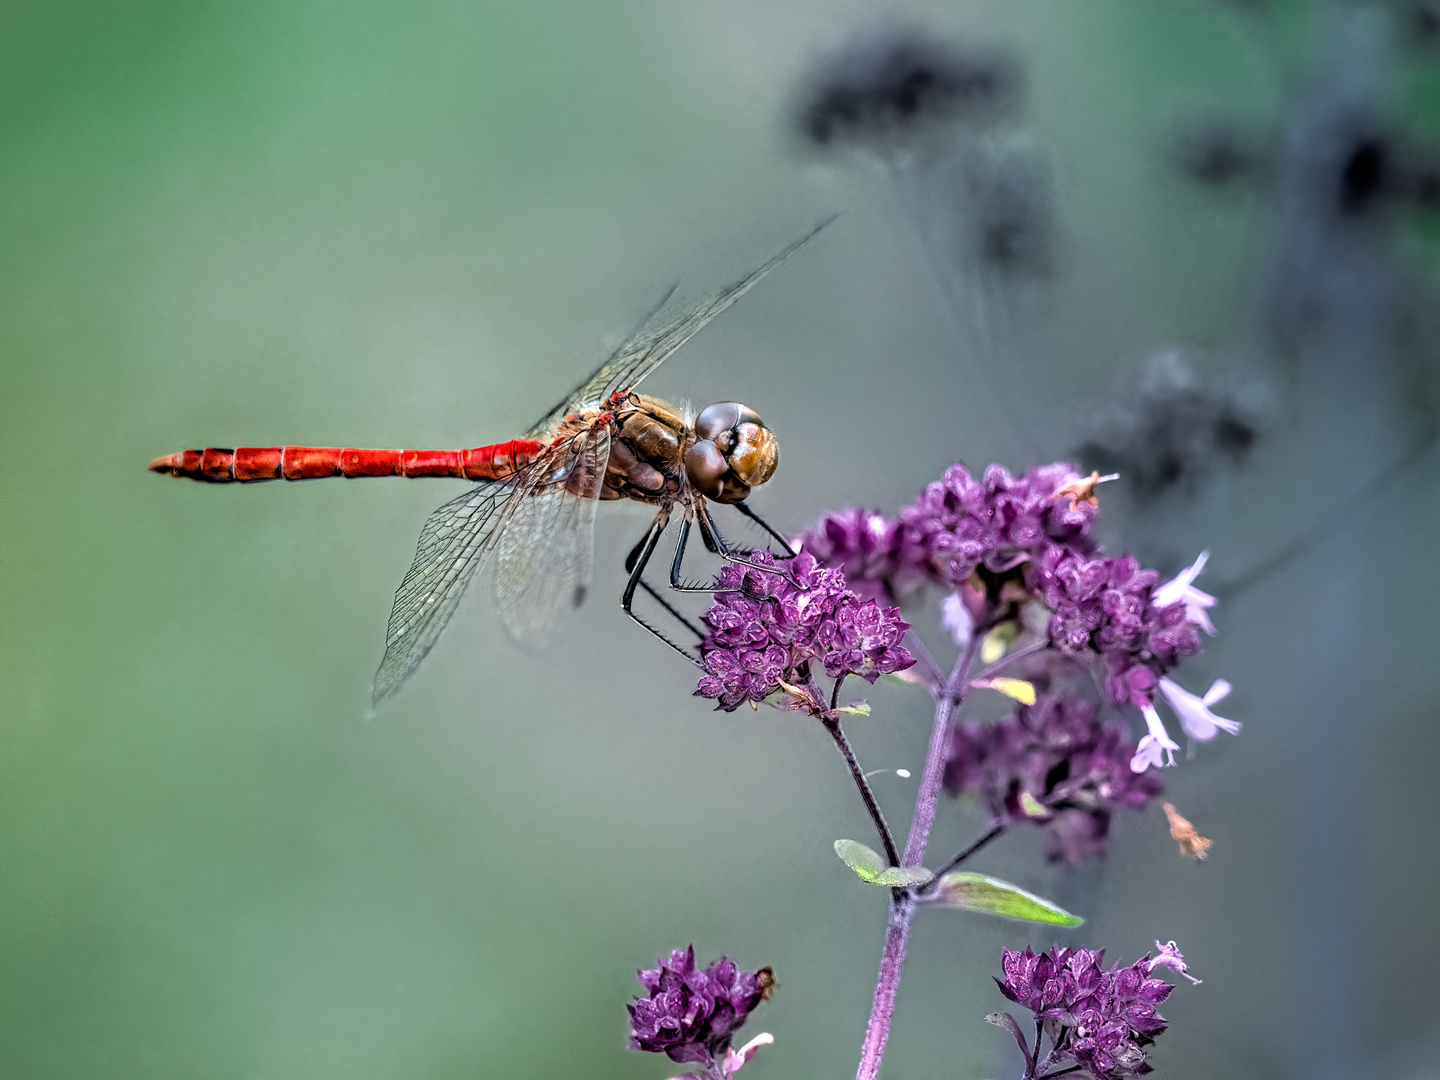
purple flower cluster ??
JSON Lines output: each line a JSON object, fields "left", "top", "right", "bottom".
{"left": 628, "top": 946, "right": 770, "bottom": 1066}
{"left": 943, "top": 692, "right": 1162, "bottom": 862}
{"left": 793, "top": 507, "right": 900, "bottom": 602}
{"left": 695, "top": 551, "right": 915, "bottom": 711}
{"left": 996, "top": 943, "right": 1190, "bottom": 1079}
{"left": 798, "top": 464, "right": 1208, "bottom": 709}
{"left": 1032, "top": 551, "right": 1201, "bottom": 710}
{"left": 893, "top": 462, "right": 1100, "bottom": 589}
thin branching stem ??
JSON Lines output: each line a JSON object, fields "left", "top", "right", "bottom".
{"left": 973, "top": 639, "right": 1050, "bottom": 682}
{"left": 903, "top": 628, "right": 945, "bottom": 693}
{"left": 918, "top": 821, "right": 1007, "bottom": 892}
{"left": 824, "top": 717, "right": 901, "bottom": 868}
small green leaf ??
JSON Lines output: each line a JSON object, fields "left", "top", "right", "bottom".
{"left": 921, "top": 872, "right": 1084, "bottom": 926}
{"left": 833, "top": 839, "right": 885, "bottom": 881}
{"left": 870, "top": 866, "right": 934, "bottom": 887}
{"left": 833, "top": 840, "right": 933, "bottom": 887}
{"left": 1018, "top": 791, "right": 1048, "bottom": 818}
{"left": 837, "top": 701, "right": 871, "bottom": 716}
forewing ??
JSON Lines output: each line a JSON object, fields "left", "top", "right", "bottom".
{"left": 493, "top": 427, "right": 609, "bottom": 645}
{"left": 526, "top": 285, "right": 677, "bottom": 436}
{"left": 526, "top": 219, "right": 832, "bottom": 436}
{"left": 372, "top": 479, "right": 526, "bottom": 706}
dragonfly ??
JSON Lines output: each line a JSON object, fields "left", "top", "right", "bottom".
{"left": 150, "top": 222, "right": 827, "bottom": 706}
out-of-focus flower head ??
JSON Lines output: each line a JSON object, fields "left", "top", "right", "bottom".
{"left": 628, "top": 946, "right": 771, "bottom": 1067}
{"left": 1171, "top": 115, "right": 1267, "bottom": 188}
{"left": 795, "top": 28, "right": 1020, "bottom": 152}
{"left": 1076, "top": 350, "right": 1263, "bottom": 502}
{"left": 963, "top": 136, "right": 1057, "bottom": 280}
{"left": 943, "top": 692, "right": 1162, "bottom": 862}
{"left": 994, "top": 942, "right": 1193, "bottom": 1079}
{"left": 792, "top": 508, "right": 900, "bottom": 602}
{"left": 695, "top": 552, "right": 914, "bottom": 712}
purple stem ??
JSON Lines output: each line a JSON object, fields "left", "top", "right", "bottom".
{"left": 853, "top": 632, "right": 981, "bottom": 1080}
{"left": 854, "top": 892, "right": 915, "bottom": 1080}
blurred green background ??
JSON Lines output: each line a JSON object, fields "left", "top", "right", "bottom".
{"left": 3, "top": 1, "right": 1438, "bottom": 1077}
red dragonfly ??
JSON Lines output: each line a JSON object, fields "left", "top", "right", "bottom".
{"left": 150, "top": 224, "right": 825, "bottom": 705}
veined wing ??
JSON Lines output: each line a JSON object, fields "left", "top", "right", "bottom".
{"left": 493, "top": 426, "right": 609, "bottom": 644}
{"left": 372, "top": 476, "right": 533, "bottom": 707}
{"left": 526, "top": 218, "right": 833, "bottom": 437}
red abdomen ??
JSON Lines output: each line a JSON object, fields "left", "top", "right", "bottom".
{"left": 149, "top": 441, "right": 543, "bottom": 483}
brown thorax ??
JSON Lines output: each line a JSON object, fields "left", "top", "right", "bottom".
{"left": 598, "top": 394, "right": 778, "bottom": 505}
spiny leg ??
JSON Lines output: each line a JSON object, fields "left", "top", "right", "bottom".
{"left": 695, "top": 500, "right": 788, "bottom": 576}
{"left": 622, "top": 507, "right": 701, "bottom": 666}
{"left": 731, "top": 501, "right": 796, "bottom": 558}
{"left": 624, "top": 525, "right": 706, "bottom": 640}
{"left": 639, "top": 579, "right": 705, "bottom": 640}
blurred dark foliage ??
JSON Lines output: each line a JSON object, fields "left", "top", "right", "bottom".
{"left": 795, "top": 29, "right": 1021, "bottom": 150}
{"left": 1410, "top": 0, "right": 1440, "bottom": 45}
{"left": 1076, "top": 352, "right": 1263, "bottom": 502}
{"left": 1171, "top": 117, "right": 1268, "bottom": 188}
{"left": 963, "top": 140, "right": 1056, "bottom": 279}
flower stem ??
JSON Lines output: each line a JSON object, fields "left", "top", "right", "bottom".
{"left": 854, "top": 634, "right": 982, "bottom": 1080}
{"left": 854, "top": 892, "right": 915, "bottom": 1080}
{"left": 972, "top": 639, "right": 1050, "bottom": 682}
{"left": 824, "top": 718, "right": 901, "bottom": 868}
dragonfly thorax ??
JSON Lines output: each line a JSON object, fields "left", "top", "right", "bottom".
{"left": 685, "top": 401, "right": 778, "bottom": 504}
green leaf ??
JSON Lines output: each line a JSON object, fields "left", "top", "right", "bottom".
{"left": 833, "top": 840, "right": 933, "bottom": 887}
{"left": 837, "top": 701, "right": 871, "bottom": 716}
{"left": 1018, "top": 791, "right": 1048, "bottom": 818}
{"left": 870, "top": 865, "right": 935, "bottom": 887}
{"left": 921, "top": 872, "right": 1084, "bottom": 926}
{"left": 834, "top": 839, "right": 885, "bottom": 880}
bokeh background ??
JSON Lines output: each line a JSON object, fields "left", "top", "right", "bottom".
{"left": 3, "top": 1, "right": 1438, "bottom": 1077}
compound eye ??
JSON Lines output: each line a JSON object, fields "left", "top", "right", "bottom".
{"left": 695, "top": 402, "right": 763, "bottom": 441}
{"left": 725, "top": 423, "right": 778, "bottom": 490}
{"left": 687, "top": 401, "right": 778, "bottom": 503}
{"left": 684, "top": 439, "right": 731, "bottom": 499}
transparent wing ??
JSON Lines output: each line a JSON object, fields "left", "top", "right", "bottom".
{"left": 493, "top": 426, "right": 609, "bottom": 645}
{"left": 526, "top": 285, "right": 676, "bottom": 435}
{"left": 526, "top": 219, "right": 832, "bottom": 436}
{"left": 372, "top": 478, "right": 530, "bottom": 706}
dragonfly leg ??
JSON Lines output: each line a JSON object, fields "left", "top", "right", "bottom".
{"left": 669, "top": 514, "right": 714, "bottom": 593}
{"left": 622, "top": 507, "right": 702, "bottom": 666}
{"left": 731, "top": 501, "right": 797, "bottom": 558}
{"left": 639, "top": 579, "right": 705, "bottom": 641}
{"left": 695, "top": 500, "right": 788, "bottom": 576}
{"left": 624, "top": 522, "right": 706, "bottom": 640}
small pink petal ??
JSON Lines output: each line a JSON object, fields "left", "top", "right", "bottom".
{"left": 719, "top": 1032, "right": 775, "bottom": 1078}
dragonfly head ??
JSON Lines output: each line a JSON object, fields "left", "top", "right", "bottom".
{"left": 686, "top": 401, "right": 779, "bottom": 504}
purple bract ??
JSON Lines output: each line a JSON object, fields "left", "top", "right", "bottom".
{"left": 943, "top": 692, "right": 1162, "bottom": 862}
{"left": 628, "top": 945, "right": 769, "bottom": 1066}
{"left": 695, "top": 551, "right": 915, "bottom": 711}
{"left": 995, "top": 943, "right": 1190, "bottom": 1079}
{"left": 798, "top": 463, "right": 1214, "bottom": 715}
